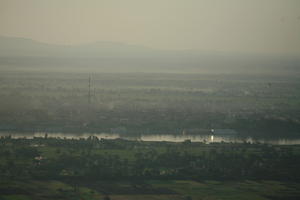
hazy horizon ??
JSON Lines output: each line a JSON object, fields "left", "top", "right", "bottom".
{"left": 1, "top": 0, "right": 300, "bottom": 56}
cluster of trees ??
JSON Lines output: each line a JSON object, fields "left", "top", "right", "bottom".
{"left": 1, "top": 137, "right": 299, "bottom": 182}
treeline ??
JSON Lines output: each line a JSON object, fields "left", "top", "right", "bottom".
{"left": 0, "top": 137, "right": 299, "bottom": 182}
{"left": 1, "top": 108, "right": 300, "bottom": 137}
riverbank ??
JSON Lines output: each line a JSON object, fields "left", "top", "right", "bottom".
{"left": 1, "top": 131, "right": 300, "bottom": 145}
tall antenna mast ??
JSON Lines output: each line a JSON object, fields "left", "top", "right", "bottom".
{"left": 88, "top": 75, "right": 91, "bottom": 104}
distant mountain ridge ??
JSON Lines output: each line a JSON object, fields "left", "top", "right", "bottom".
{"left": 0, "top": 36, "right": 160, "bottom": 58}
{"left": 0, "top": 36, "right": 299, "bottom": 74}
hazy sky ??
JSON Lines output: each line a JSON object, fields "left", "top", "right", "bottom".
{"left": 0, "top": 0, "right": 300, "bottom": 55}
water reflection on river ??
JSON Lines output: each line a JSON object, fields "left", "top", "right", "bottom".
{"left": 138, "top": 134, "right": 300, "bottom": 145}
{"left": 1, "top": 132, "right": 300, "bottom": 145}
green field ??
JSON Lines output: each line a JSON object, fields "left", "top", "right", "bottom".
{"left": 1, "top": 179, "right": 300, "bottom": 200}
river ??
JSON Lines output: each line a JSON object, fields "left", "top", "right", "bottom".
{"left": 1, "top": 132, "right": 300, "bottom": 145}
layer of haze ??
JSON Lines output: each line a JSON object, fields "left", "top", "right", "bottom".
{"left": 0, "top": 0, "right": 300, "bottom": 55}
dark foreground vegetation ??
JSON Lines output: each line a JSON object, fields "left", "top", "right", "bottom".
{"left": 1, "top": 136, "right": 300, "bottom": 200}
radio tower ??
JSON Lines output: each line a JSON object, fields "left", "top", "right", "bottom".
{"left": 88, "top": 75, "right": 91, "bottom": 105}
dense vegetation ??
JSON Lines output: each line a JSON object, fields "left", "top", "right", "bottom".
{"left": 2, "top": 136, "right": 300, "bottom": 181}
{"left": 1, "top": 137, "right": 300, "bottom": 199}
{"left": 0, "top": 71, "right": 300, "bottom": 137}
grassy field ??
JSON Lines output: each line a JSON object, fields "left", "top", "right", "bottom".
{"left": 1, "top": 179, "right": 300, "bottom": 200}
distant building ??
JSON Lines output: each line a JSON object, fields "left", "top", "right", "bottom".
{"left": 211, "top": 129, "right": 237, "bottom": 135}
